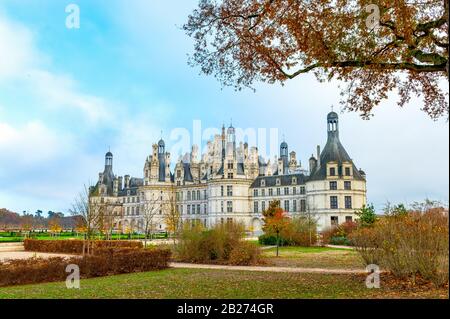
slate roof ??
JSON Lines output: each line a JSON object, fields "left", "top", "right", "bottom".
{"left": 250, "top": 173, "right": 308, "bottom": 188}
{"left": 309, "top": 128, "right": 365, "bottom": 181}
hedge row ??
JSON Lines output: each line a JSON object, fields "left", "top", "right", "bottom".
{"left": 24, "top": 239, "right": 143, "bottom": 254}
{"left": 0, "top": 248, "right": 171, "bottom": 287}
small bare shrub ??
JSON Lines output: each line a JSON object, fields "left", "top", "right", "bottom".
{"left": 175, "top": 222, "right": 262, "bottom": 265}
{"left": 350, "top": 208, "right": 449, "bottom": 287}
{"left": 228, "top": 241, "right": 261, "bottom": 266}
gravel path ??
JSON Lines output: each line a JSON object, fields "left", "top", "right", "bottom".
{"left": 0, "top": 251, "right": 76, "bottom": 261}
{"left": 170, "top": 262, "right": 367, "bottom": 274}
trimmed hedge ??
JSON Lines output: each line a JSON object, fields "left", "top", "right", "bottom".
{"left": 24, "top": 239, "right": 143, "bottom": 254}
{"left": 0, "top": 248, "right": 171, "bottom": 287}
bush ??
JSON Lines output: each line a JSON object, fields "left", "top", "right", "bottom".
{"left": 350, "top": 209, "right": 449, "bottom": 287}
{"left": 0, "top": 248, "right": 171, "bottom": 287}
{"left": 259, "top": 217, "right": 318, "bottom": 247}
{"left": 321, "top": 221, "right": 357, "bottom": 245}
{"left": 258, "top": 234, "right": 290, "bottom": 246}
{"left": 175, "top": 222, "right": 262, "bottom": 265}
{"left": 228, "top": 241, "right": 261, "bottom": 266}
{"left": 24, "top": 239, "right": 143, "bottom": 254}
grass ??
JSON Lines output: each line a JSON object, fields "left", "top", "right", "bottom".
{"left": 0, "top": 268, "right": 447, "bottom": 299}
{"left": 262, "top": 246, "right": 365, "bottom": 270}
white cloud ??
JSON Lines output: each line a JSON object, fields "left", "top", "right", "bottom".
{"left": 0, "top": 121, "right": 74, "bottom": 167}
{"left": 0, "top": 13, "right": 110, "bottom": 123}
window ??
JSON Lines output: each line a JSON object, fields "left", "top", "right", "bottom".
{"left": 254, "top": 189, "right": 258, "bottom": 197}
{"left": 292, "top": 177, "right": 297, "bottom": 184}
{"left": 345, "top": 196, "right": 352, "bottom": 209}
{"left": 197, "top": 190, "right": 200, "bottom": 200}
{"left": 345, "top": 167, "right": 351, "bottom": 176}
{"left": 192, "top": 205, "right": 196, "bottom": 214}
{"left": 284, "top": 200, "right": 290, "bottom": 212}
{"left": 204, "top": 190, "right": 207, "bottom": 199}
{"left": 187, "top": 191, "right": 191, "bottom": 201}
{"left": 300, "top": 199, "right": 306, "bottom": 212}
{"left": 344, "top": 181, "right": 352, "bottom": 190}
{"left": 261, "top": 180, "right": 266, "bottom": 187}
{"left": 293, "top": 187, "right": 297, "bottom": 195}
{"left": 293, "top": 200, "right": 297, "bottom": 212}
{"left": 254, "top": 201, "right": 259, "bottom": 213}
{"left": 221, "top": 201, "right": 224, "bottom": 213}
{"left": 300, "top": 186, "right": 306, "bottom": 195}
{"left": 197, "top": 204, "right": 201, "bottom": 214}
{"left": 227, "top": 201, "right": 233, "bottom": 213}
{"left": 284, "top": 187, "right": 289, "bottom": 195}
{"left": 276, "top": 188, "right": 281, "bottom": 196}
{"left": 261, "top": 189, "right": 265, "bottom": 197}
{"left": 136, "top": 206, "right": 140, "bottom": 215}
{"left": 227, "top": 185, "right": 233, "bottom": 196}
{"left": 331, "top": 216, "right": 339, "bottom": 226}
{"left": 187, "top": 205, "right": 191, "bottom": 215}
{"left": 228, "top": 162, "right": 234, "bottom": 169}
{"left": 204, "top": 204, "right": 207, "bottom": 214}
{"left": 221, "top": 186, "right": 224, "bottom": 197}
{"left": 228, "top": 173, "right": 234, "bottom": 179}
{"left": 192, "top": 191, "right": 196, "bottom": 201}
{"left": 261, "top": 201, "right": 266, "bottom": 212}
{"left": 330, "top": 196, "right": 338, "bottom": 209}
{"left": 330, "top": 167, "right": 336, "bottom": 176}
{"left": 346, "top": 216, "right": 353, "bottom": 223}
{"left": 269, "top": 188, "right": 273, "bottom": 196}
{"left": 177, "top": 170, "right": 181, "bottom": 178}
{"left": 276, "top": 179, "right": 281, "bottom": 186}
{"left": 330, "top": 181, "right": 338, "bottom": 190}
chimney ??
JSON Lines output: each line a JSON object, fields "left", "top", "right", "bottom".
{"left": 309, "top": 155, "right": 317, "bottom": 174}
{"left": 124, "top": 175, "right": 130, "bottom": 189}
{"left": 317, "top": 145, "right": 321, "bottom": 167}
{"left": 113, "top": 177, "right": 119, "bottom": 196}
{"left": 118, "top": 176, "right": 123, "bottom": 191}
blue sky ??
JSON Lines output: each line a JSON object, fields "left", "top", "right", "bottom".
{"left": 0, "top": 0, "right": 448, "bottom": 215}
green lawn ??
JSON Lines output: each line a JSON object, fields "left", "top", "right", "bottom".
{"left": 262, "top": 246, "right": 364, "bottom": 270}
{"left": 0, "top": 268, "right": 446, "bottom": 299}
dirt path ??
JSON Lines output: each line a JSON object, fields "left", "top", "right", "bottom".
{"left": 170, "top": 262, "right": 367, "bottom": 274}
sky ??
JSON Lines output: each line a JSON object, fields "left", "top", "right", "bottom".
{"left": 0, "top": 0, "right": 448, "bottom": 216}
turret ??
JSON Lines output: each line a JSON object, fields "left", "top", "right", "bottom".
{"left": 309, "top": 155, "right": 317, "bottom": 174}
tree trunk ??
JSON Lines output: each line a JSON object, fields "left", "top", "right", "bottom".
{"left": 276, "top": 231, "right": 280, "bottom": 257}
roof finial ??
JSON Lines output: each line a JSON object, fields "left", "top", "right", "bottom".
{"left": 282, "top": 134, "right": 286, "bottom": 142}
{"left": 331, "top": 105, "right": 334, "bottom": 112}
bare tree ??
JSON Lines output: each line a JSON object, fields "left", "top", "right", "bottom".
{"left": 164, "top": 185, "right": 182, "bottom": 245}
{"left": 69, "top": 184, "right": 103, "bottom": 255}
{"left": 141, "top": 194, "right": 160, "bottom": 248}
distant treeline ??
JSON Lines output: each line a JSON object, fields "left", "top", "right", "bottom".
{"left": 0, "top": 208, "right": 82, "bottom": 230}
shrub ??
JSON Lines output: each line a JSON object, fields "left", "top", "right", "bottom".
{"left": 24, "top": 239, "right": 143, "bottom": 254}
{"left": 228, "top": 241, "right": 261, "bottom": 266}
{"left": 258, "top": 234, "right": 290, "bottom": 246}
{"left": 321, "top": 221, "right": 357, "bottom": 245}
{"left": 175, "top": 222, "right": 262, "bottom": 265}
{"left": 350, "top": 209, "right": 449, "bottom": 287}
{"left": 259, "top": 217, "right": 318, "bottom": 247}
{"left": 0, "top": 248, "right": 171, "bottom": 287}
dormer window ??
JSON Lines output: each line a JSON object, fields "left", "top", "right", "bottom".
{"left": 292, "top": 177, "right": 297, "bottom": 184}
{"left": 276, "top": 178, "right": 281, "bottom": 186}
{"left": 261, "top": 180, "right": 266, "bottom": 187}
{"left": 329, "top": 167, "right": 336, "bottom": 176}
{"left": 345, "top": 167, "right": 352, "bottom": 176}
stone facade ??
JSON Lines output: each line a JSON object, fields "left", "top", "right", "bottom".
{"left": 91, "top": 112, "right": 367, "bottom": 234}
